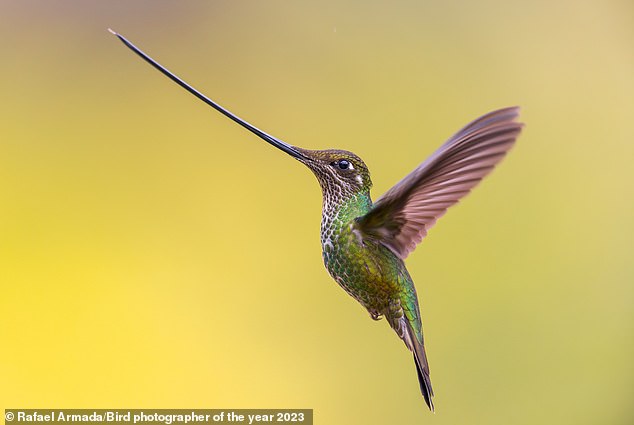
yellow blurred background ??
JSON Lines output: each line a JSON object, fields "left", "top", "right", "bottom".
{"left": 1, "top": 1, "right": 632, "bottom": 424}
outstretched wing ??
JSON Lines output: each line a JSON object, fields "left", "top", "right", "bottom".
{"left": 356, "top": 107, "right": 523, "bottom": 259}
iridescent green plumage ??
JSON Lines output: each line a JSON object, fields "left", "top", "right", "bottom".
{"left": 111, "top": 30, "right": 524, "bottom": 412}
{"left": 295, "top": 147, "right": 434, "bottom": 409}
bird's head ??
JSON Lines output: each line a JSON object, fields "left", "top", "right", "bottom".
{"left": 291, "top": 147, "right": 373, "bottom": 197}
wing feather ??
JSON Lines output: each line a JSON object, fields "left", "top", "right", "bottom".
{"left": 356, "top": 107, "right": 523, "bottom": 259}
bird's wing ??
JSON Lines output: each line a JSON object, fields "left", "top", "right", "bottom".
{"left": 356, "top": 107, "right": 523, "bottom": 259}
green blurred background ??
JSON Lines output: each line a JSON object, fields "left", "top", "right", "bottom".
{"left": 1, "top": 1, "right": 632, "bottom": 424}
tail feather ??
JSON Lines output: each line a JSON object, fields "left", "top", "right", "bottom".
{"left": 404, "top": 319, "right": 434, "bottom": 411}
{"left": 412, "top": 343, "right": 434, "bottom": 412}
{"left": 388, "top": 313, "right": 435, "bottom": 411}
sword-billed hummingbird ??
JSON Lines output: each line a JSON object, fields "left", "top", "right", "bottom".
{"left": 110, "top": 30, "right": 523, "bottom": 411}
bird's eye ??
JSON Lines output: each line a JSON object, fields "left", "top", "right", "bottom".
{"left": 337, "top": 160, "right": 350, "bottom": 170}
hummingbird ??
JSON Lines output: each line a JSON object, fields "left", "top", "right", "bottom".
{"left": 110, "top": 29, "right": 523, "bottom": 411}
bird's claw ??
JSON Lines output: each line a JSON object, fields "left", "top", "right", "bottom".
{"left": 370, "top": 311, "right": 383, "bottom": 321}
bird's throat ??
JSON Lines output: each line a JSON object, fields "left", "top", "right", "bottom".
{"left": 320, "top": 190, "right": 372, "bottom": 252}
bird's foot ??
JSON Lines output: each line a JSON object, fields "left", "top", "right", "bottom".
{"left": 370, "top": 311, "right": 383, "bottom": 321}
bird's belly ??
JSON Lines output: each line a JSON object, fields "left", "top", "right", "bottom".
{"left": 322, "top": 236, "right": 400, "bottom": 311}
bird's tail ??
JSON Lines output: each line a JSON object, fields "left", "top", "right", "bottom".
{"left": 406, "top": 320, "right": 435, "bottom": 411}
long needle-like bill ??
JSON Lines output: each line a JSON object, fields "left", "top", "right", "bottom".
{"left": 108, "top": 29, "right": 305, "bottom": 160}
